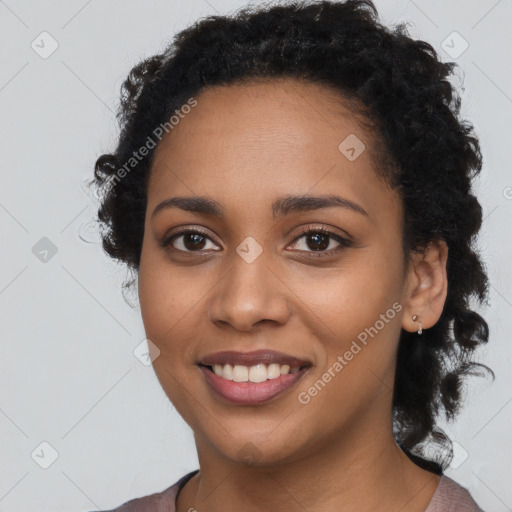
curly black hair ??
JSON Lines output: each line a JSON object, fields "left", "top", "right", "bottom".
{"left": 88, "top": 0, "right": 493, "bottom": 474}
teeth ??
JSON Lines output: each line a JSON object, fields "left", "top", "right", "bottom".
{"left": 211, "top": 363, "right": 302, "bottom": 382}
{"left": 233, "top": 365, "right": 248, "bottom": 382}
{"left": 267, "top": 363, "right": 281, "bottom": 379}
{"left": 249, "top": 364, "right": 267, "bottom": 383}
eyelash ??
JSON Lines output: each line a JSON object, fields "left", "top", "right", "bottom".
{"left": 160, "top": 225, "right": 353, "bottom": 258}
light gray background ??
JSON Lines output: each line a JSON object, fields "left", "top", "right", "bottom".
{"left": 1, "top": 0, "right": 510, "bottom": 510}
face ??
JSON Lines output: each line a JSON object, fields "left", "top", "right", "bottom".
{"left": 138, "top": 78, "right": 411, "bottom": 466}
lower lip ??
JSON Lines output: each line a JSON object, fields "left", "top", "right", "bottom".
{"left": 199, "top": 365, "right": 309, "bottom": 405}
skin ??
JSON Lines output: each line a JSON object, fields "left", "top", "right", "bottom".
{"left": 137, "top": 77, "right": 449, "bottom": 512}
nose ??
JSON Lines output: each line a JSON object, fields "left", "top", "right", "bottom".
{"left": 207, "top": 254, "right": 291, "bottom": 332}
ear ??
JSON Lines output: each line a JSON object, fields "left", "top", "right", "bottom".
{"left": 401, "top": 239, "right": 449, "bottom": 334}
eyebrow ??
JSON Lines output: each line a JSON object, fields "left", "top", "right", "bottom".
{"left": 151, "top": 194, "right": 369, "bottom": 220}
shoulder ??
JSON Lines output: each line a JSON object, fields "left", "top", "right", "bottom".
{"left": 425, "top": 474, "right": 485, "bottom": 512}
{"left": 94, "top": 470, "right": 199, "bottom": 512}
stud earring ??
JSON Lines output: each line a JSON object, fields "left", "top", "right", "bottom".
{"left": 412, "top": 315, "right": 423, "bottom": 335}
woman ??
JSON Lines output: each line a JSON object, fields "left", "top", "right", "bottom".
{"left": 89, "top": 0, "right": 491, "bottom": 510}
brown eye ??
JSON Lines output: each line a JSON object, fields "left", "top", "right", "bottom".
{"left": 303, "top": 232, "right": 330, "bottom": 251}
{"left": 161, "top": 229, "right": 220, "bottom": 253}
{"left": 288, "top": 227, "right": 352, "bottom": 256}
{"left": 182, "top": 232, "right": 207, "bottom": 250}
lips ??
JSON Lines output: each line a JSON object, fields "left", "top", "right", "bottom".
{"left": 199, "top": 349, "right": 311, "bottom": 368}
{"left": 197, "top": 349, "right": 312, "bottom": 405}
{"left": 200, "top": 365, "right": 310, "bottom": 405}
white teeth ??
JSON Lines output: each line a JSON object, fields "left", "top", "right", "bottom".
{"left": 232, "top": 365, "right": 249, "bottom": 382}
{"left": 210, "top": 363, "right": 303, "bottom": 382}
{"left": 267, "top": 363, "right": 281, "bottom": 379}
{"left": 223, "top": 363, "right": 234, "bottom": 380}
{"left": 249, "top": 364, "right": 267, "bottom": 383}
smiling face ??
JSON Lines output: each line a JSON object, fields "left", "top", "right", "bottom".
{"left": 138, "top": 77, "right": 412, "bottom": 467}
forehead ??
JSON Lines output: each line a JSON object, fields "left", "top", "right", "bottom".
{"left": 157, "top": 78, "right": 371, "bottom": 153}
{"left": 148, "top": 78, "right": 400, "bottom": 224}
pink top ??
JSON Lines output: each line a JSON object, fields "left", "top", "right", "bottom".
{"left": 100, "top": 470, "right": 484, "bottom": 511}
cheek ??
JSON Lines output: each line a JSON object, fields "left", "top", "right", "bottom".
{"left": 138, "top": 263, "right": 203, "bottom": 418}
{"left": 292, "top": 280, "right": 402, "bottom": 436}
{"left": 138, "top": 244, "right": 201, "bottom": 330}
{"left": 288, "top": 248, "right": 404, "bottom": 403}
{"left": 288, "top": 251, "right": 403, "bottom": 344}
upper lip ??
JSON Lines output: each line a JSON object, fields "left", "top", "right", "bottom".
{"left": 199, "top": 349, "right": 312, "bottom": 368}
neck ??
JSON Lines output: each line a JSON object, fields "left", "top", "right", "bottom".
{"left": 176, "top": 418, "right": 440, "bottom": 512}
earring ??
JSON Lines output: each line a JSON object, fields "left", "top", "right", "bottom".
{"left": 412, "top": 315, "right": 423, "bottom": 335}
